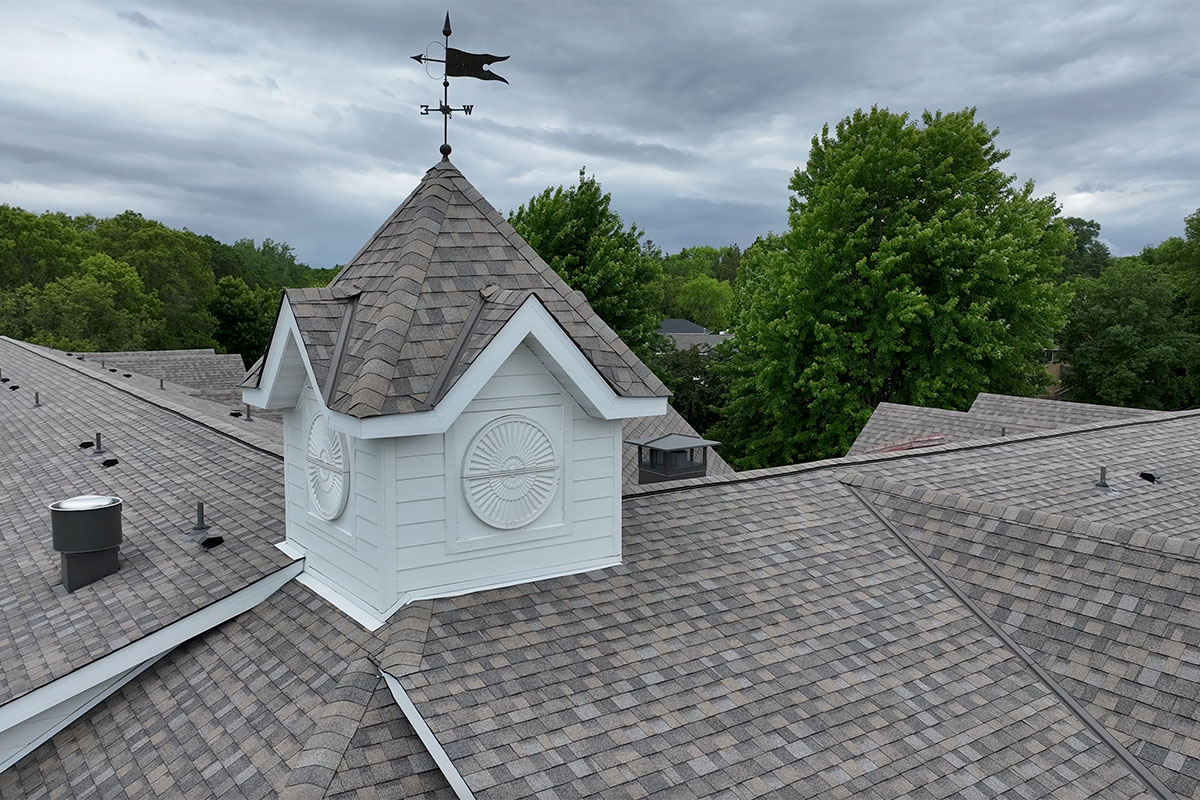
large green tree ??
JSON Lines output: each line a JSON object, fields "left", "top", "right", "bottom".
{"left": 95, "top": 212, "right": 218, "bottom": 348}
{"left": 209, "top": 276, "right": 281, "bottom": 367}
{"left": 1061, "top": 217, "right": 1112, "bottom": 280}
{"left": 1060, "top": 258, "right": 1198, "bottom": 409}
{"left": 715, "top": 107, "right": 1072, "bottom": 467}
{"left": 509, "top": 169, "right": 663, "bottom": 359}
{"left": 0, "top": 253, "right": 163, "bottom": 351}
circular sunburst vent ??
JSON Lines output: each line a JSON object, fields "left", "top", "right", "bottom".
{"left": 462, "top": 415, "right": 559, "bottom": 529}
{"left": 306, "top": 414, "right": 350, "bottom": 520}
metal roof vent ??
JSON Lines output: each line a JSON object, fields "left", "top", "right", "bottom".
{"left": 625, "top": 433, "right": 721, "bottom": 485}
{"left": 49, "top": 494, "right": 122, "bottom": 592}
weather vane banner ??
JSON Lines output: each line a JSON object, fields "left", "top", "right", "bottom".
{"left": 412, "top": 12, "right": 509, "bottom": 156}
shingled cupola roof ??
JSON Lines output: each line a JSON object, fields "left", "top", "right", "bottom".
{"left": 248, "top": 160, "right": 667, "bottom": 419}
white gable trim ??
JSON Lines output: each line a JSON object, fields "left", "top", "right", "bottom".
{"left": 0, "top": 561, "right": 303, "bottom": 749}
{"left": 242, "top": 299, "right": 321, "bottom": 411}
{"left": 329, "top": 296, "right": 666, "bottom": 439}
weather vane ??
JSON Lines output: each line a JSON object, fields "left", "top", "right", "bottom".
{"left": 412, "top": 12, "right": 508, "bottom": 158}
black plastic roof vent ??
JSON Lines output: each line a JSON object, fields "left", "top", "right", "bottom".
{"left": 200, "top": 536, "right": 224, "bottom": 549}
{"left": 9, "top": 385, "right": 18, "bottom": 391}
{"left": 1140, "top": 471, "right": 1161, "bottom": 483}
{"left": 122, "top": 373, "right": 132, "bottom": 378}
{"left": 100, "top": 458, "right": 119, "bottom": 468}
{"left": 79, "top": 441, "right": 94, "bottom": 449}
{"left": 107, "top": 368, "right": 117, "bottom": 373}
{"left": 0, "top": 377, "right": 9, "bottom": 383}
{"left": 229, "top": 410, "right": 243, "bottom": 417}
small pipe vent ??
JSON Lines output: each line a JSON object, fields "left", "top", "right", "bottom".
{"left": 49, "top": 495, "right": 122, "bottom": 592}
{"left": 1096, "top": 465, "right": 1109, "bottom": 488}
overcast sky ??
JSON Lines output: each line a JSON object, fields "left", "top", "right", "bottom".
{"left": 3, "top": 1, "right": 1198, "bottom": 268}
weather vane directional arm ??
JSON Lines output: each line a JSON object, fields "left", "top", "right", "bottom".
{"left": 411, "top": 12, "right": 508, "bottom": 158}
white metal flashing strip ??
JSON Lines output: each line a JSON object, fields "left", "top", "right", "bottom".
{"left": 381, "top": 670, "right": 476, "bottom": 800}
{"left": 307, "top": 555, "right": 623, "bottom": 632}
{"left": 293, "top": 568, "right": 388, "bottom": 632}
{"left": 0, "top": 561, "right": 303, "bottom": 735}
{"left": 0, "top": 651, "right": 166, "bottom": 773}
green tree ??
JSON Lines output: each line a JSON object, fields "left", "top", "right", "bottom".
{"left": 646, "top": 344, "right": 732, "bottom": 438}
{"left": 1060, "top": 258, "right": 1198, "bottom": 409}
{"left": 0, "top": 205, "right": 88, "bottom": 288}
{"left": 674, "top": 274, "right": 733, "bottom": 331}
{"left": 509, "top": 168, "right": 663, "bottom": 359}
{"left": 210, "top": 276, "right": 280, "bottom": 367}
{"left": 95, "top": 212, "right": 217, "bottom": 348}
{"left": 1061, "top": 217, "right": 1112, "bottom": 280}
{"left": 0, "top": 254, "right": 163, "bottom": 350}
{"left": 715, "top": 107, "right": 1072, "bottom": 467}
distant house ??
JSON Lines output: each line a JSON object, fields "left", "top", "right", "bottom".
{"left": 3, "top": 160, "right": 1199, "bottom": 799}
{"left": 657, "top": 317, "right": 729, "bottom": 352}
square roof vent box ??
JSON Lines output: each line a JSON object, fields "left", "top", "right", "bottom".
{"left": 625, "top": 433, "right": 721, "bottom": 485}
{"left": 48, "top": 494, "right": 123, "bottom": 592}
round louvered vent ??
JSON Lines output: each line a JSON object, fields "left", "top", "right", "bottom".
{"left": 462, "top": 415, "right": 559, "bottom": 529}
{"left": 306, "top": 414, "right": 350, "bottom": 520}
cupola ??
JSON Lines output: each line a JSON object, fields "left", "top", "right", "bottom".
{"left": 244, "top": 160, "right": 668, "bottom": 628}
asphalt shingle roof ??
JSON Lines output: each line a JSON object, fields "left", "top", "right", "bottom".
{"left": 74, "top": 348, "right": 253, "bottom": 410}
{"left": 260, "top": 160, "right": 667, "bottom": 419}
{"left": 0, "top": 581, "right": 450, "bottom": 800}
{"left": 967, "top": 392, "right": 1155, "bottom": 429}
{"left": 847, "top": 401, "right": 1041, "bottom": 455}
{"left": 6, "top": 344, "right": 1198, "bottom": 796}
{"left": 389, "top": 474, "right": 1157, "bottom": 799}
{"left": 0, "top": 337, "right": 293, "bottom": 707}
{"left": 849, "top": 473, "right": 1200, "bottom": 799}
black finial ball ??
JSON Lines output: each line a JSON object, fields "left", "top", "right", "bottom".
{"left": 440, "top": 143, "right": 452, "bottom": 157}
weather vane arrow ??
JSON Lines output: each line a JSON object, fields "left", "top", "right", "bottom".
{"left": 412, "top": 12, "right": 509, "bottom": 158}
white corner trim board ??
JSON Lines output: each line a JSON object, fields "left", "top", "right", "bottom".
{"left": 0, "top": 561, "right": 303, "bottom": 737}
{"left": 381, "top": 671, "right": 476, "bottom": 800}
{"left": 329, "top": 296, "right": 667, "bottom": 439}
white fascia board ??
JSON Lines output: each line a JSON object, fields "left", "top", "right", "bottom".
{"left": 328, "top": 296, "right": 667, "bottom": 440}
{"left": 381, "top": 671, "right": 476, "bottom": 800}
{"left": 242, "top": 299, "right": 321, "bottom": 410}
{"left": 0, "top": 561, "right": 303, "bottom": 736}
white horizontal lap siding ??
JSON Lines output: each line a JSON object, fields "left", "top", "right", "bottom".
{"left": 284, "top": 386, "right": 386, "bottom": 614}
{"left": 388, "top": 343, "right": 622, "bottom": 603}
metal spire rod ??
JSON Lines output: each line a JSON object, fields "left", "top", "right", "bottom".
{"left": 411, "top": 12, "right": 509, "bottom": 159}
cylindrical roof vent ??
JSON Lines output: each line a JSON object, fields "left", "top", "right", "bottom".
{"left": 49, "top": 495, "right": 123, "bottom": 592}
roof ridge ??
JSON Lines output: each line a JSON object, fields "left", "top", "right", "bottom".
{"left": 328, "top": 165, "right": 456, "bottom": 414}
{"left": 625, "top": 406, "right": 1200, "bottom": 499}
{"left": 278, "top": 656, "right": 380, "bottom": 799}
{"left": 2, "top": 336, "right": 283, "bottom": 459}
{"left": 839, "top": 471, "right": 1200, "bottom": 561}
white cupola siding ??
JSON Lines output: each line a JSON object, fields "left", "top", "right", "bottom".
{"left": 245, "top": 160, "right": 668, "bottom": 629}
{"left": 275, "top": 340, "right": 626, "bottom": 627}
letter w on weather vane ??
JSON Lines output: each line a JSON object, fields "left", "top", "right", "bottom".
{"left": 411, "top": 12, "right": 509, "bottom": 158}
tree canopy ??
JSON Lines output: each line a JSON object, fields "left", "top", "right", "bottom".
{"left": 714, "top": 107, "right": 1072, "bottom": 467}
{"left": 1060, "top": 257, "right": 1198, "bottom": 409}
{"left": 1061, "top": 216, "right": 1112, "bottom": 280}
{"left": 0, "top": 204, "right": 330, "bottom": 358}
{"left": 509, "top": 169, "right": 663, "bottom": 359}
